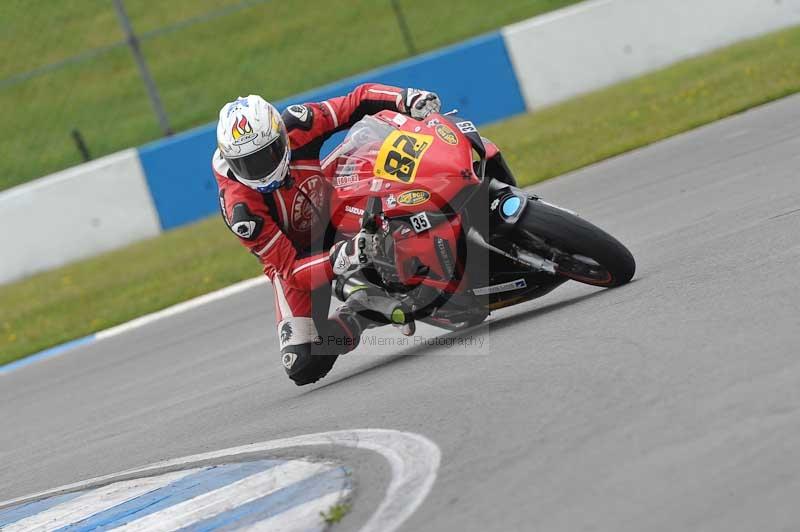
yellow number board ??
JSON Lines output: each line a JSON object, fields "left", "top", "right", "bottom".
{"left": 373, "top": 130, "right": 434, "bottom": 184}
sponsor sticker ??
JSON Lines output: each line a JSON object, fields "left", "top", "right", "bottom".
{"left": 434, "top": 124, "right": 458, "bottom": 145}
{"left": 392, "top": 113, "right": 408, "bottom": 126}
{"left": 386, "top": 194, "right": 398, "bottom": 208}
{"left": 434, "top": 236, "right": 455, "bottom": 278}
{"left": 397, "top": 189, "right": 430, "bottom": 206}
{"left": 370, "top": 178, "right": 383, "bottom": 192}
{"left": 345, "top": 204, "right": 365, "bottom": 217}
{"left": 473, "top": 279, "right": 528, "bottom": 296}
{"left": 334, "top": 174, "right": 359, "bottom": 187}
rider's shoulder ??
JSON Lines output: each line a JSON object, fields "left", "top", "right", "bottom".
{"left": 282, "top": 103, "right": 315, "bottom": 132}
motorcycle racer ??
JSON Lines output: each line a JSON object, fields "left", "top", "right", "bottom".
{"left": 213, "top": 84, "right": 441, "bottom": 385}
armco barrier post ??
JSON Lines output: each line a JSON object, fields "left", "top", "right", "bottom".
{"left": 71, "top": 128, "right": 91, "bottom": 162}
{"left": 390, "top": 0, "right": 417, "bottom": 56}
{"left": 113, "top": 0, "right": 173, "bottom": 137}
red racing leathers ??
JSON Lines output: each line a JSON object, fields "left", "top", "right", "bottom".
{"left": 212, "top": 83, "right": 411, "bottom": 368}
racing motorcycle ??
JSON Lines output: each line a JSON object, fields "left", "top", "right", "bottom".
{"left": 321, "top": 110, "right": 635, "bottom": 331}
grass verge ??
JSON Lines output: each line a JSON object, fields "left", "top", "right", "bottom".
{"left": 2, "top": 25, "right": 800, "bottom": 366}
{"left": 0, "top": 0, "right": 578, "bottom": 190}
{"left": 0, "top": 217, "right": 261, "bottom": 366}
{"left": 489, "top": 26, "right": 800, "bottom": 184}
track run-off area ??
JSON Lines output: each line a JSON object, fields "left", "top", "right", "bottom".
{"left": 2, "top": 94, "right": 799, "bottom": 531}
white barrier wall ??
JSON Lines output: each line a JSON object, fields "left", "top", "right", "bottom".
{"left": 0, "top": 149, "right": 161, "bottom": 284}
{"left": 503, "top": 0, "right": 800, "bottom": 109}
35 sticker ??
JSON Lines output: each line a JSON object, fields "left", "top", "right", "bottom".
{"left": 455, "top": 120, "right": 477, "bottom": 134}
{"left": 374, "top": 130, "right": 433, "bottom": 184}
{"left": 409, "top": 212, "right": 432, "bottom": 233}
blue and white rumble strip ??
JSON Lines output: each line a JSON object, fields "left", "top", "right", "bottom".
{"left": 0, "top": 429, "right": 441, "bottom": 532}
{"left": 0, "top": 460, "right": 350, "bottom": 531}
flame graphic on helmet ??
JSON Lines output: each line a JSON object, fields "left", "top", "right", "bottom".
{"left": 271, "top": 111, "right": 281, "bottom": 133}
{"left": 231, "top": 116, "right": 253, "bottom": 140}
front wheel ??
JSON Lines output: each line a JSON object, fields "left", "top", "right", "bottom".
{"left": 513, "top": 199, "right": 635, "bottom": 287}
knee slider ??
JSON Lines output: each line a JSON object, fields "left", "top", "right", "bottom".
{"left": 281, "top": 342, "right": 337, "bottom": 386}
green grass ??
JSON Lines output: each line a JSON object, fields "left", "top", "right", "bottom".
{"left": 2, "top": 25, "right": 800, "bottom": 366}
{"left": 320, "top": 503, "right": 351, "bottom": 524}
{"left": 0, "top": 217, "right": 261, "bottom": 366}
{"left": 0, "top": 0, "right": 579, "bottom": 191}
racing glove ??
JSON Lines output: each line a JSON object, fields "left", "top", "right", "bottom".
{"left": 330, "top": 230, "right": 380, "bottom": 276}
{"left": 405, "top": 89, "right": 441, "bottom": 119}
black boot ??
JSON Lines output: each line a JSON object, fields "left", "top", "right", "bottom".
{"left": 337, "top": 286, "right": 415, "bottom": 335}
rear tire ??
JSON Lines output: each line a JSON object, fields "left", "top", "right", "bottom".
{"left": 515, "top": 199, "right": 635, "bottom": 287}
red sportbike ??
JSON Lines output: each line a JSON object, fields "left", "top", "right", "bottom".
{"left": 322, "top": 110, "right": 635, "bottom": 330}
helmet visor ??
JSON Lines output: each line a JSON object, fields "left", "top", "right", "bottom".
{"left": 227, "top": 132, "right": 288, "bottom": 182}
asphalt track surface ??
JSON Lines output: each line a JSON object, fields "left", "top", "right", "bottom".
{"left": 3, "top": 94, "right": 800, "bottom": 531}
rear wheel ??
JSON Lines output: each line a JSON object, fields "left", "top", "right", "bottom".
{"left": 514, "top": 199, "right": 635, "bottom": 287}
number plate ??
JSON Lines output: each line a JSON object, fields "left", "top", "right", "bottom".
{"left": 456, "top": 120, "right": 477, "bottom": 134}
{"left": 373, "top": 130, "right": 434, "bottom": 184}
{"left": 409, "top": 212, "right": 432, "bottom": 233}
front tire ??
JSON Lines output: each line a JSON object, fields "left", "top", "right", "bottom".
{"left": 514, "top": 199, "right": 635, "bottom": 287}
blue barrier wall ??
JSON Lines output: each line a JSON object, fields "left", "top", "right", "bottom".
{"left": 138, "top": 126, "right": 218, "bottom": 231}
{"left": 139, "top": 31, "right": 525, "bottom": 230}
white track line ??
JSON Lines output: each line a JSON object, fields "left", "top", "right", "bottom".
{"left": 94, "top": 276, "right": 266, "bottom": 341}
{"left": 0, "top": 276, "right": 268, "bottom": 376}
{"left": 0, "top": 276, "right": 269, "bottom": 376}
{"left": 0, "top": 429, "right": 440, "bottom": 532}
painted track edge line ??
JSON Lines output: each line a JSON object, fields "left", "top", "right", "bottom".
{"left": 0, "top": 276, "right": 267, "bottom": 376}
{"left": 0, "top": 335, "right": 96, "bottom": 376}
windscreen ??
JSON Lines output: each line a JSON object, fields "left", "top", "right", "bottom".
{"left": 331, "top": 116, "right": 395, "bottom": 178}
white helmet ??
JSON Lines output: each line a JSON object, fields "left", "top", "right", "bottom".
{"left": 217, "top": 95, "right": 290, "bottom": 193}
